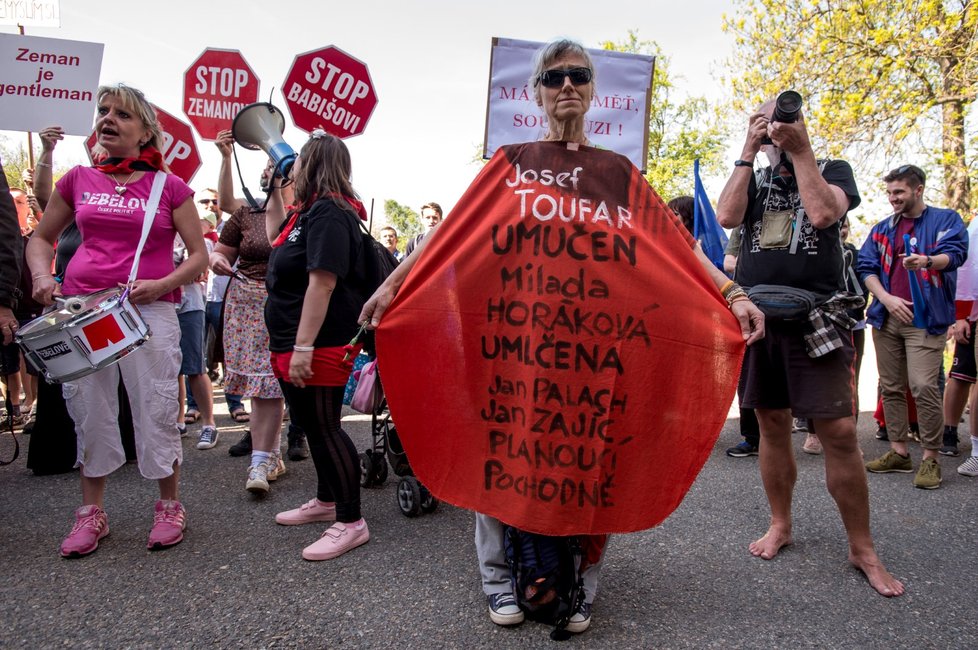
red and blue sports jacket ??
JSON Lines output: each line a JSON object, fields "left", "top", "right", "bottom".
{"left": 857, "top": 206, "right": 968, "bottom": 334}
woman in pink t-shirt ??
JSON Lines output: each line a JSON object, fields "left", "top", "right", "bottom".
{"left": 26, "top": 84, "right": 208, "bottom": 559}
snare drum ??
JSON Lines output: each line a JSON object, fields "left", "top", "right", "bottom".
{"left": 16, "top": 288, "right": 152, "bottom": 383}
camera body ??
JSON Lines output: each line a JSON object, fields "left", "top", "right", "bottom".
{"left": 762, "top": 90, "right": 803, "bottom": 144}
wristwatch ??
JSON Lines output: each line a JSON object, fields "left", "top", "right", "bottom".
{"left": 925, "top": 256, "right": 934, "bottom": 268}
{"left": 734, "top": 159, "right": 754, "bottom": 168}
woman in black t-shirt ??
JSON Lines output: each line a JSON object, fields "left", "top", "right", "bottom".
{"left": 264, "top": 130, "right": 369, "bottom": 561}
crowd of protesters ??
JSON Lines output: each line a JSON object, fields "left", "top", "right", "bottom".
{"left": 1, "top": 38, "right": 976, "bottom": 641}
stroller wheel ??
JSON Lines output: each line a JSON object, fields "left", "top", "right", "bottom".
{"left": 419, "top": 485, "right": 438, "bottom": 514}
{"left": 359, "top": 451, "right": 377, "bottom": 488}
{"left": 397, "top": 476, "right": 423, "bottom": 517}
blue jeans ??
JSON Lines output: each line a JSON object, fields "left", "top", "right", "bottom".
{"left": 188, "top": 300, "right": 244, "bottom": 413}
{"left": 186, "top": 378, "right": 243, "bottom": 413}
{"left": 183, "top": 377, "right": 244, "bottom": 413}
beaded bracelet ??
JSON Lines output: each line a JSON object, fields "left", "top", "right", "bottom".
{"left": 293, "top": 345, "right": 315, "bottom": 352}
{"left": 725, "top": 288, "right": 749, "bottom": 308}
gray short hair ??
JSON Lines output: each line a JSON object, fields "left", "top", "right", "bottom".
{"left": 529, "top": 39, "right": 596, "bottom": 104}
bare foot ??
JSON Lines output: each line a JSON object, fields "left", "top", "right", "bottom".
{"left": 748, "top": 526, "right": 793, "bottom": 560}
{"left": 850, "top": 552, "right": 905, "bottom": 597}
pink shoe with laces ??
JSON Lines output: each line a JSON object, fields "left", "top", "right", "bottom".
{"left": 60, "top": 505, "right": 109, "bottom": 558}
{"left": 147, "top": 500, "right": 186, "bottom": 550}
{"left": 276, "top": 498, "right": 337, "bottom": 526}
{"left": 302, "top": 519, "right": 370, "bottom": 561}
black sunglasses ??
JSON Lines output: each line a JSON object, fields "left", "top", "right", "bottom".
{"left": 198, "top": 198, "right": 217, "bottom": 205}
{"left": 537, "top": 67, "right": 593, "bottom": 89}
{"left": 895, "top": 164, "right": 925, "bottom": 185}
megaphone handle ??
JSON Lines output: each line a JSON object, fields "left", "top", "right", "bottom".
{"left": 232, "top": 146, "right": 260, "bottom": 211}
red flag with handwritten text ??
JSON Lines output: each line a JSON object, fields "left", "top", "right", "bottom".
{"left": 376, "top": 141, "right": 744, "bottom": 535}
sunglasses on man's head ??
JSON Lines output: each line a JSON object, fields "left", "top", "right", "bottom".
{"left": 537, "top": 67, "right": 593, "bottom": 89}
{"left": 895, "top": 164, "right": 925, "bottom": 185}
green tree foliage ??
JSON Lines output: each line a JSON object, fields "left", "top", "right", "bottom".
{"left": 384, "top": 199, "right": 421, "bottom": 248}
{"left": 1, "top": 134, "right": 69, "bottom": 191}
{"left": 723, "top": 0, "right": 978, "bottom": 213}
{"left": 601, "top": 32, "right": 729, "bottom": 202}
{"left": 2, "top": 136, "right": 36, "bottom": 190}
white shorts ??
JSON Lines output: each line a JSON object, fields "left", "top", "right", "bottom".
{"left": 63, "top": 301, "right": 183, "bottom": 480}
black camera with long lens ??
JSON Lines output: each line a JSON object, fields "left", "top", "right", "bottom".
{"left": 772, "top": 90, "right": 802, "bottom": 123}
{"left": 762, "top": 90, "right": 803, "bottom": 144}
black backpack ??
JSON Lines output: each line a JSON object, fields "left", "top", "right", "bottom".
{"left": 503, "top": 526, "right": 585, "bottom": 641}
{"left": 341, "top": 208, "right": 398, "bottom": 354}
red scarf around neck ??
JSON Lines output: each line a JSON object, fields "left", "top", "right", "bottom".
{"left": 92, "top": 146, "right": 165, "bottom": 173}
{"left": 272, "top": 193, "right": 367, "bottom": 248}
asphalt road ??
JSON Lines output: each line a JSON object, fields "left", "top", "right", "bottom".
{"left": 1, "top": 394, "right": 974, "bottom": 649}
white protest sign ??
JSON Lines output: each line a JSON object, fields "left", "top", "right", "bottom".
{"left": 0, "top": 0, "right": 60, "bottom": 27}
{"left": 0, "top": 33, "right": 103, "bottom": 135}
{"left": 484, "top": 38, "right": 654, "bottom": 172}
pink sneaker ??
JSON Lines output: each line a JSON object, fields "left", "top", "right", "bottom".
{"left": 147, "top": 500, "right": 187, "bottom": 550}
{"left": 302, "top": 519, "right": 370, "bottom": 561}
{"left": 60, "top": 505, "right": 109, "bottom": 558}
{"left": 276, "top": 498, "right": 337, "bottom": 526}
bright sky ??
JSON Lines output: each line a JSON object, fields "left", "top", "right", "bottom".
{"left": 1, "top": 0, "right": 741, "bottom": 225}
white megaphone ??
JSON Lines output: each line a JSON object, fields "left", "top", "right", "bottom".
{"left": 232, "top": 102, "right": 297, "bottom": 179}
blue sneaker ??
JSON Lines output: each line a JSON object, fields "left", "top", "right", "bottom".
{"left": 488, "top": 592, "right": 524, "bottom": 626}
{"left": 196, "top": 425, "right": 219, "bottom": 450}
{"left": 566, "top": 601, "right": 592, "bottom": 633}
{"left": 726, "top": 441, "right": 758, "bottom": 457}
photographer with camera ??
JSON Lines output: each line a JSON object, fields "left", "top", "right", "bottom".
{"left": 716, "top": 94, "right": 904, "bottom": 597}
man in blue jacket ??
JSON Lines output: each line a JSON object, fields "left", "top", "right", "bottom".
{"left": 858, "top": 164, "right": 968, "bottom": 490}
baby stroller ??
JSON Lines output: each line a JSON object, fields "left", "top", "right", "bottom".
{"left": 358, "top": 371, "right": 438, "bottom": 517}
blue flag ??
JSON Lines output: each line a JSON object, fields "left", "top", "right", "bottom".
{"left": 693, "top": 159, "right": 728, "bottom": 271}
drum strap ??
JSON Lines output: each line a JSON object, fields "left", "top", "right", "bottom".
{"left": 127, "top": 171, "right": 168, "bottom": 286}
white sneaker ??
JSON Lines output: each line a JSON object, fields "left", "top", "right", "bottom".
{"left": 957, "top": 456, "right": 978, "bottom": 476}
{"left": 266, "top": 452, "right": 286, "bottom": 481}
{"left": 246, "top": 463, "right": 269, "bottom": 494}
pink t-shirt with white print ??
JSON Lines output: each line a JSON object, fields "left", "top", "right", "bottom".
{"left": 55, "top": 166, "right": 194, "bottom": 302}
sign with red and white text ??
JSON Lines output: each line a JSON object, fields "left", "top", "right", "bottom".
{"left": 484, "top": 38, "right": 654, "bottom": 172}
{"left": 0, "top": 33, "right": 102, "bottom": 135}
{"left": 86, "top": 104, "right": 202, "bottom": 184}
{"left": 183, "top": 48, "right": 260, "bottom": 140}
{"left": 281, "top": 45, "right": 377, "bottom": 137}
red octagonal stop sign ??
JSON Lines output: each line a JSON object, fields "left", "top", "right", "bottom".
{"left": 183, "top": 48, "right": 260, "bottom": 141}
{"left": 86, "top": 104, "right": 202, "bottom": 185}
{"left": 282, "top": 45, "right": 378, "bottom": 138}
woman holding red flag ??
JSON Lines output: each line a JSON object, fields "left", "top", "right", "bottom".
{"left": 262, "top": 129, "right": 369, "bottom": 561}
{"left": 359, "top": 39, "right": 764, "bottom": 634}
{"left": 26, "top": 84, "right": 207, "bottom": 558}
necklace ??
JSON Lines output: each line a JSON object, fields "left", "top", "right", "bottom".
{"left": 111, "top": 170, "right": 138, "bottom": 195}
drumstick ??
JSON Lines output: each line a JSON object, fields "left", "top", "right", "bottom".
{"left": 55, "top": 297, "right": 85, "bottom": 314}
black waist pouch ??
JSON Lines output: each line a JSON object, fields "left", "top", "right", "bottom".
{"left": 747, "top": 284, "right": 826, "bottom": 320}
